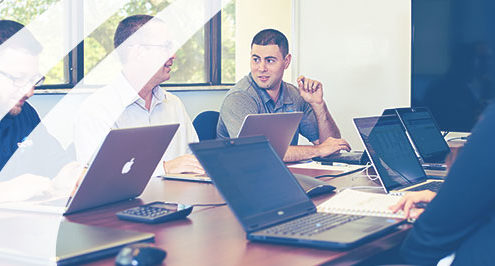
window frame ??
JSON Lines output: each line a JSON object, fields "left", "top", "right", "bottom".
{"left": 36, "top": 11, "right": 233, "bottom": 90}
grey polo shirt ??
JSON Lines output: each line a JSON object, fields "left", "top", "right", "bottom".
{"left": 217, "top": 73, "right": 319, "bottom": 144}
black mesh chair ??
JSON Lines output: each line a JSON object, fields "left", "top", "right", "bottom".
{"left": 192, "top": 111, "right": 220, "bottom": 141}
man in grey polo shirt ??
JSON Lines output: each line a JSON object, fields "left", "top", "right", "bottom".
{"left": 217, "top": 29, "right": 350, "bottom": 162}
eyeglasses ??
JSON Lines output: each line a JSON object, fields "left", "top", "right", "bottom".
{"left": 0, "top": 70, "right": 45, "bottom": 88}
{"left": 139, "top": 41, "right": 173, "bottom": 51}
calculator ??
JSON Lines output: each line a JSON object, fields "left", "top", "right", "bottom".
{"left": 116, "top": 201, "right": 193, "bottom": 224}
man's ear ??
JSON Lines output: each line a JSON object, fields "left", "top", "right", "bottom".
{"left": 284, "top": 53, "right": 292, "bottom": 70}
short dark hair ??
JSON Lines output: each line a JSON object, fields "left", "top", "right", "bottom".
{"left": 114, "top": 14, "right": 154, "bottom": 49}
{"left": 251, "top": 29, "right": 289, "bottom": 57}
{"left": 0, "top": 20, "right": 42, "bottom": 54}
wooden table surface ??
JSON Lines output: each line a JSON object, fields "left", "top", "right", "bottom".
{"left": 61, "top": 166, "right": 411, "bottom": 266}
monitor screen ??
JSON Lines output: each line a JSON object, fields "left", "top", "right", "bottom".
{"left": 354, "top": 115, "right": 427, "bottom": 192}
{"left": 411, "top": 0, "right": 495, "bottom": 132}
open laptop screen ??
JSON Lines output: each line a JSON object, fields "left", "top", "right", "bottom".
{"left": 237, "top": 112, "right": 303, "bottom": 158}
{"left": 354, "top": 116, "right": 427, "bottom": 191}
{"left": 395, "top": 107, "right": 450, "bottom": 163}
{"left": 190, "top": 136, "right": 313, "bottom": 231}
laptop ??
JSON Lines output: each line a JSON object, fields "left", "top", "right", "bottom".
{"left": 353, "top": 115, "right": 444, "bottom": 194}
{"left": 56, "top": 221, "right": 154, "bottom": 265}
{"left": 0, "top": 217, "right": 153, "bottom": 265}
{"left": 237, "top": 112, "right": 303, "bottom": 158}
{"left": 0, "top": 124, "right": 179, "bottom": 214}
{"left": 162, "top": 112, "right": 303, "bottom": 182}
{"left": 383, "top": 107, "right": 450, "bottom": 170}
{"left": 189, "top": 136, "right": 403, "bottom": 249}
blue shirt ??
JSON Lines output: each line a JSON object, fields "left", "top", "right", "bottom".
{"left": 0, "top": 102, "right": 40, "bottom": 171}
{"left": 217, "top": 74, "right": 319, "bottom": 144}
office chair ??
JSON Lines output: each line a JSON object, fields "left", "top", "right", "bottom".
{"left": 193, "top": 111, "right": 220, "bottom": 141}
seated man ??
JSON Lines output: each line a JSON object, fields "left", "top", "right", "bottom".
{"left": 0, "top": 20, "right": 44, "bottom": 171}
{"left": 389, "top": 102, "right": 495, "bottom": 265}
{"left": 75, "top": 15, "right": 203, "bottom": 175}
{"left": 0, "top": 20, "right": 78, "bottom": 201}
{"left": 217, "top": 29, "right": 350, "bottom": 162}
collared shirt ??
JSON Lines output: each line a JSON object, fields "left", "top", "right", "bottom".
{"left": 0, "top": 102, "right": 40, "bottom": 171}
{"left": 217, "top": 73, "right": 319, "bottom": 144}
{"left": 75, "top": 73, "right": 198, "bottom": 176}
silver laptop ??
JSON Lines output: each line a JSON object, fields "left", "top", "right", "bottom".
{"left": 353, "top": 115, "right": 443, "bottom": 194}
{"left": 162, "top": 112, "right": 303, "bottom": 183}
{"left": 0, "top": 124, "right": 179, "bottom": 214}
{"left": 189, "top": 136, "right": 403, "bottom": 249}
{"left": 237, "top": 112, "right": 303, "bottom": 158}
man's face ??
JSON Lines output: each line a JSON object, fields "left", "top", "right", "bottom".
{"left": 0, "top": 48, "right": 40, "bottom": 116}
{"left": 250, "top": 44, "right": 290, "bottom": 90}
{"left": 124, "top": 21, "right": 176, "bottom": 88}
{"left": 149, "top": 50, "right": 176, "bottom": 84}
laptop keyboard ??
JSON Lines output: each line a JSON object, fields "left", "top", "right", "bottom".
{"left": 407, "top": 181, "right": 443, "bottom": 192}
{"left": 263, "top": 213, "right": 363, "bottom": 237}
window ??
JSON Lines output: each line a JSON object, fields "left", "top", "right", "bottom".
{"left": 0, "top": 0, "right": 236, "bottom": 88}
{"left": 221, "top": 0, "right": 235, "bottom": 84}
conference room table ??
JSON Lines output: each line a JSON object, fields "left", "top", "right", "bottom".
{"left": 63, "top": 164, "right": 412, "bottom": 266}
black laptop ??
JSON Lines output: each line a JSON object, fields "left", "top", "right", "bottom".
{"left": 354, "top": 115, "right": 444, "bottom": 194}
{"left": 383, "top": 107, "right": 450, "bottom": 170}
{"left": 189, "top": 136, "right": 403, "bottom": 249}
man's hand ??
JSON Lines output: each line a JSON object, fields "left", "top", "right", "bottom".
{"left": 297, "top": 75, "right": 324, "bottom": 105}
{"left": 163, "top": 154, "right": 205, "bottom": 174}
{"left": 315, "top": 137, "right": 351, "bottom": 157}
{"left": 389, "top": 190, "right": 437, "bottom": 219}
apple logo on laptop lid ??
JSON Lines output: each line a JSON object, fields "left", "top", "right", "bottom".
{"left": 121, "top": 158, "right": 135, "bottom": 174}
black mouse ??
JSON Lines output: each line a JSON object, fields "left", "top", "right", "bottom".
{"left": 293, "top": 173, "right": 336, "bottom": 197}
{"left": 115, "top": 243, "right": 166, "bottom": 266}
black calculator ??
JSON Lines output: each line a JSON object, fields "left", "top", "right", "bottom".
{"left": 116, "top": 201, "right": 193, "bottom": 224}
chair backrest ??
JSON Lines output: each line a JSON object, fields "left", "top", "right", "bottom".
{"left": 193, "top": 111, "right": 220, "bottom": 141}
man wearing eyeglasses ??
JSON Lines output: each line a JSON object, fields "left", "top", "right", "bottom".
{"left": 0, "top": 20, "right": 45, "bottom": 171}
{"left": 75, "top": 15, "right": 204, "bottom": 176}
{"left": 0, "top": 20, "right": 81, "bottom": 202}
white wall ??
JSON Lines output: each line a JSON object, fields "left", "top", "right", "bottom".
{"left": 294, "top": 0, "right": 411, "bottom": 148}
{"left": 235, "top": 0, "right": 293, "bottom": 81}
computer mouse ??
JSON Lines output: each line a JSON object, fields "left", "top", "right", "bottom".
{"left": 305, "top": 184, "right": 336, "bottom": 197}
{"left": 293, "top": 173, "right": 336, "bottom": 197}
{"left": 115, "top": 243, "right": 166, "bottom": 266}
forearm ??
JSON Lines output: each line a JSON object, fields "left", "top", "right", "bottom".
{"left": 311, "top": 102, "right": 341, "bottom": 141}
{"left": 283, "top": 145, "right": 320, "bottom": 162}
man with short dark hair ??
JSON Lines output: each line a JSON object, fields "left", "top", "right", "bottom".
{"left": 217, "top": 29, "right": 350, "bottom": 161}
{"left": 75, "top": 15, "right": 203, "bottom": 175}
{"left": 0, "top": 20, "right": 45, "bottom": 171}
